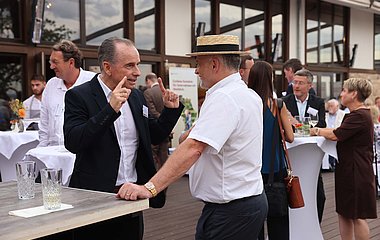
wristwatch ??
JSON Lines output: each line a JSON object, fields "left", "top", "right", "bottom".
{"left": 315, "top": 127, "right": 320, "bottom": 136}
{"left": 144, "top": 181, "right": 157, "bottom": 197}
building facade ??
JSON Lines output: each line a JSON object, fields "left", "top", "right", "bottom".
{"left": 0, "top": 0, "right": 380, "bottom": 102}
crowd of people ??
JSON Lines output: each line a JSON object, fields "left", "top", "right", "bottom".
{"left": 0, "top": 34, "right": 379, "bottom": 240}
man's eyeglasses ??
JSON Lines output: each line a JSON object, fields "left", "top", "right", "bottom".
{"left": 292, "top": 81, "right": 308, "bottom": 86}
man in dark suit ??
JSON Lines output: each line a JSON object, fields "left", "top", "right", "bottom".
{"left": 143, "top": 72, "right": 169, "bottom": 169}
{"left": 64, "top": 37, "right": 183, "bottom": 240}
{"left": 282, "top": 68, "right": 326, "bottom": 224}
{"left": 283, "top": 58, "right": 316, "bottom": 96}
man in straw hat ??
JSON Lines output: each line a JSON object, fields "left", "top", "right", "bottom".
{"left": 117, "top": 35, "right": 268, "bottom": 239}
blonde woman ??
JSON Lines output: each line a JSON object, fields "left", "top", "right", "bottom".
{"left": 311, "top": 78, "right": 377, "bottom": 240}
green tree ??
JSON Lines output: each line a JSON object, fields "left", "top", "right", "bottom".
{"left": 41, "top": 18, "right": 76, "bottom": 42}
{"left": 0, "top": 62, "right": 22, "bottom": 98}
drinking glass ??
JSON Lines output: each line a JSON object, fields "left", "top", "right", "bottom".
{"left": 15, "top": 161, "right": 36, "bottom": 199}
{"left": 40, "top": 168, "right": 62, "bottom": 210}
{"left": 303, "top": 117, "right": 311, "bottom": 136}
{"left": 309, "top": 114, "right": 319, "bottom": 128}
{"left": 294, "top": 116, "right": 304, "bottom": 136}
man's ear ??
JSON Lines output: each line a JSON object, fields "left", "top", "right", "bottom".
{"left": 103, "top": 61, "right": 112, "bottom": 76}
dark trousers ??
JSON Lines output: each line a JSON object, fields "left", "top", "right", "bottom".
{"left": 195, "top": 193, "right": 268, "bottom": 240}
{"left": 259, "top": 171, "right": 289, "bottom": 240}
{"left": 72, "top": 212, "right": 143, "bottom": 240}
{"left": 258, "top": 215, "right": 289, "bottom": 240}
{"left": 317, "top": 172, "right": 326, "bottom": 223}
{"left": 36, "top": 212, "right": 143, "bottom": 240}
{"left": 328, "top": 155, "right": 337, "bottom": 170}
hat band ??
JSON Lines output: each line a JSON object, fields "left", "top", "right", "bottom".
{"left": 196, "top": 44, "right": 240, "bottom": 53}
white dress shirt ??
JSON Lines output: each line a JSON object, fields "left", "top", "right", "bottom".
{"left": 23, "top": 95, "right": 41, "bottom": 119}
{"left": 188, "top": 73, "right": 263, "bottom": 203}
{"left": 97, "top": 76, "right": 138, "bottom": 185}
{"left": 38, "top": 69, "right": 96, "bottom": 147}
{"left": 295, "top": 94, "right": 309, "bottom": 118}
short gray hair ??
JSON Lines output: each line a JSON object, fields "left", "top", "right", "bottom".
{"left": 294, "top": 68, "right": 314, "bottom": 83}
{"left": 220, "top": 54, "right": 241, "bottom": 71}
{"left": 343, "top": 78, "right": 373, "bottom": 102}
{"left": 98, "top": 37, "right": 135, "bottom": 71}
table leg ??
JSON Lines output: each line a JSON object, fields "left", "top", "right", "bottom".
{"left": 288, "top": 143, "right": 324, "bottom": 240}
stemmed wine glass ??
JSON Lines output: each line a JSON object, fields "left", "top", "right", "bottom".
{"left": 309, "top": 114, "right": 319, "bottom": 128}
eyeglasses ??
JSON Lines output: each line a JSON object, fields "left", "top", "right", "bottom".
{"left": 292, "top": 81, "right": 308, "bottom": 86}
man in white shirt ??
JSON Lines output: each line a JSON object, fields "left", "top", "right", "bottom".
{"left": 325, "top": 98, "right": 346, "bottom": 170}
{"left": 23, "top": 74, "right": 46, "bottom": 119}
{"left": 118, "top": 35, "right": 267, "bottom": 240}
{"left": 38, "top": 40, "right": 96, "bottom": 147}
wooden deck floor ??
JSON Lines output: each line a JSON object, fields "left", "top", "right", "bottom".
{"left": 144, "top": 172, "right": 380, "bottom": 240}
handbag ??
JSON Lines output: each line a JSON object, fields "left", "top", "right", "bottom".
{"left": 264, "top": 99, "right": 288, "bottom": 217}
{"left": 276, "top": 99, "right": 305, "bottom": 208}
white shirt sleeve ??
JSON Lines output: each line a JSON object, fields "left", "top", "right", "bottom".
{"left": 38, "top": 85, "right": 50, "bottom": 147}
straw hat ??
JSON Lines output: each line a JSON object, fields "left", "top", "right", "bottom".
{"left": 187, "top": 35, "right": 250, "bottom": 56}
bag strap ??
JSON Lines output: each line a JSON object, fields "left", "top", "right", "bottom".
{"left": 275, "top": 99, "right": 293, "bottom": 175}
{"left": 268, "top": 100, "right": 279, "bottom": 184}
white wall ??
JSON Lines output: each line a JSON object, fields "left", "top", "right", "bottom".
{"left": 288, "top": 0, "right": 306, "bottom": 63}
{"left": 165, "top": 0, "right": 192, "bottom": 56}
{"left": 350, "top": 8, "right": 374, "bottom": 69}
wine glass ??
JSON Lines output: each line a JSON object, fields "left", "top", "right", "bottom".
{"left": 309, "top": 114, "right": 319, "bottom": 128}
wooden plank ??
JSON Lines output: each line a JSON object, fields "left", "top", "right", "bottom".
{"left": 144, "top": 173, "right": 380, "bottom": 240}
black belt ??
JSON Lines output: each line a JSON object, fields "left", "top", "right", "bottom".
{"left": 203, "top": 194, "right": 260, "bottom": 206}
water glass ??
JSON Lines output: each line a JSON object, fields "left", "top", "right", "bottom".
{"left": 303, "top": 117, "right": 311, "bottom": 136}
{"left": 15, "top": 161, "right": 36, "bottom": 199}
{"left": 294, "top": 116, "right": 304, "bottom": 136}
{"left": 40, "top": 168, "right": 63, "bottom": 210}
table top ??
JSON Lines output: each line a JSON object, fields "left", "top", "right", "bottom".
{"left": 287, "top": 136, "right": 337, "bottom": 159}
{"left": 0, "top": 181, "right": 149, "bottom": 240}
{"left": 0, "top": 130, "right": 39, "bottom": 159}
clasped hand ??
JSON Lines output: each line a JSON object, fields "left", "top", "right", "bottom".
{"left": 116, "top": 182, "right": 152, "bottom": 201}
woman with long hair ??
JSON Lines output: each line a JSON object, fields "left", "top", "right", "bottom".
{"left": 248, "top": 61, "right": 294, "bottom": 240}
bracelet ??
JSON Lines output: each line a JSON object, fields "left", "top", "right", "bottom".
{"left": 316, "top": 127, "right": 320, "bottom": 136}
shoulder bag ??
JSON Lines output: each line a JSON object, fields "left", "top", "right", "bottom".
{"left": 276, "top": 99, "right": 305, "bottom": 208}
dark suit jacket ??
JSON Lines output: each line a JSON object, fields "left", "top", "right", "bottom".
{"left": 64, "top": 75, "right": 183, "bottom": 208}
{"left": 282, "top": 93, "right": 326, "bottom": 128}
{"left": 143, "top": 84, "right": 164, "bottom": 118}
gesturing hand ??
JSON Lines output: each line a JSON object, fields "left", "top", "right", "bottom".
{"left": 158, "top": 77, "right": 179, "bottom": 109}
{"left": 110, "top": 76, "right": 131, "bottom": 112}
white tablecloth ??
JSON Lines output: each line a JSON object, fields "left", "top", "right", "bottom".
{"left": 286, "top": 136, "right": 336, "bottom": 240}
{"left": 22, "top": 118, "right": 40, "bottom": 130}
{"left": 0, "top": 131, "right": 39, "bottom": 181}
{"left": 25, "top": 145, "right": 75, "bottom": 186}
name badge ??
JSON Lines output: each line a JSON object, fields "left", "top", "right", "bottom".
{"left": 307, "top": 107, "right": 318, "bottom": 116}
{"left": 143, "top": 105, "right": 149, "bottom": 118}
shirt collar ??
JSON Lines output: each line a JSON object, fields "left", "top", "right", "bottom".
{"left": 97, "top": 75, "right": 112, "bottom": 101}
{"left": 206, "top": 72, "right": 242, "bottom": 97}
{"left": 295, "top": 93, "right": 309, "bottom": 103}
